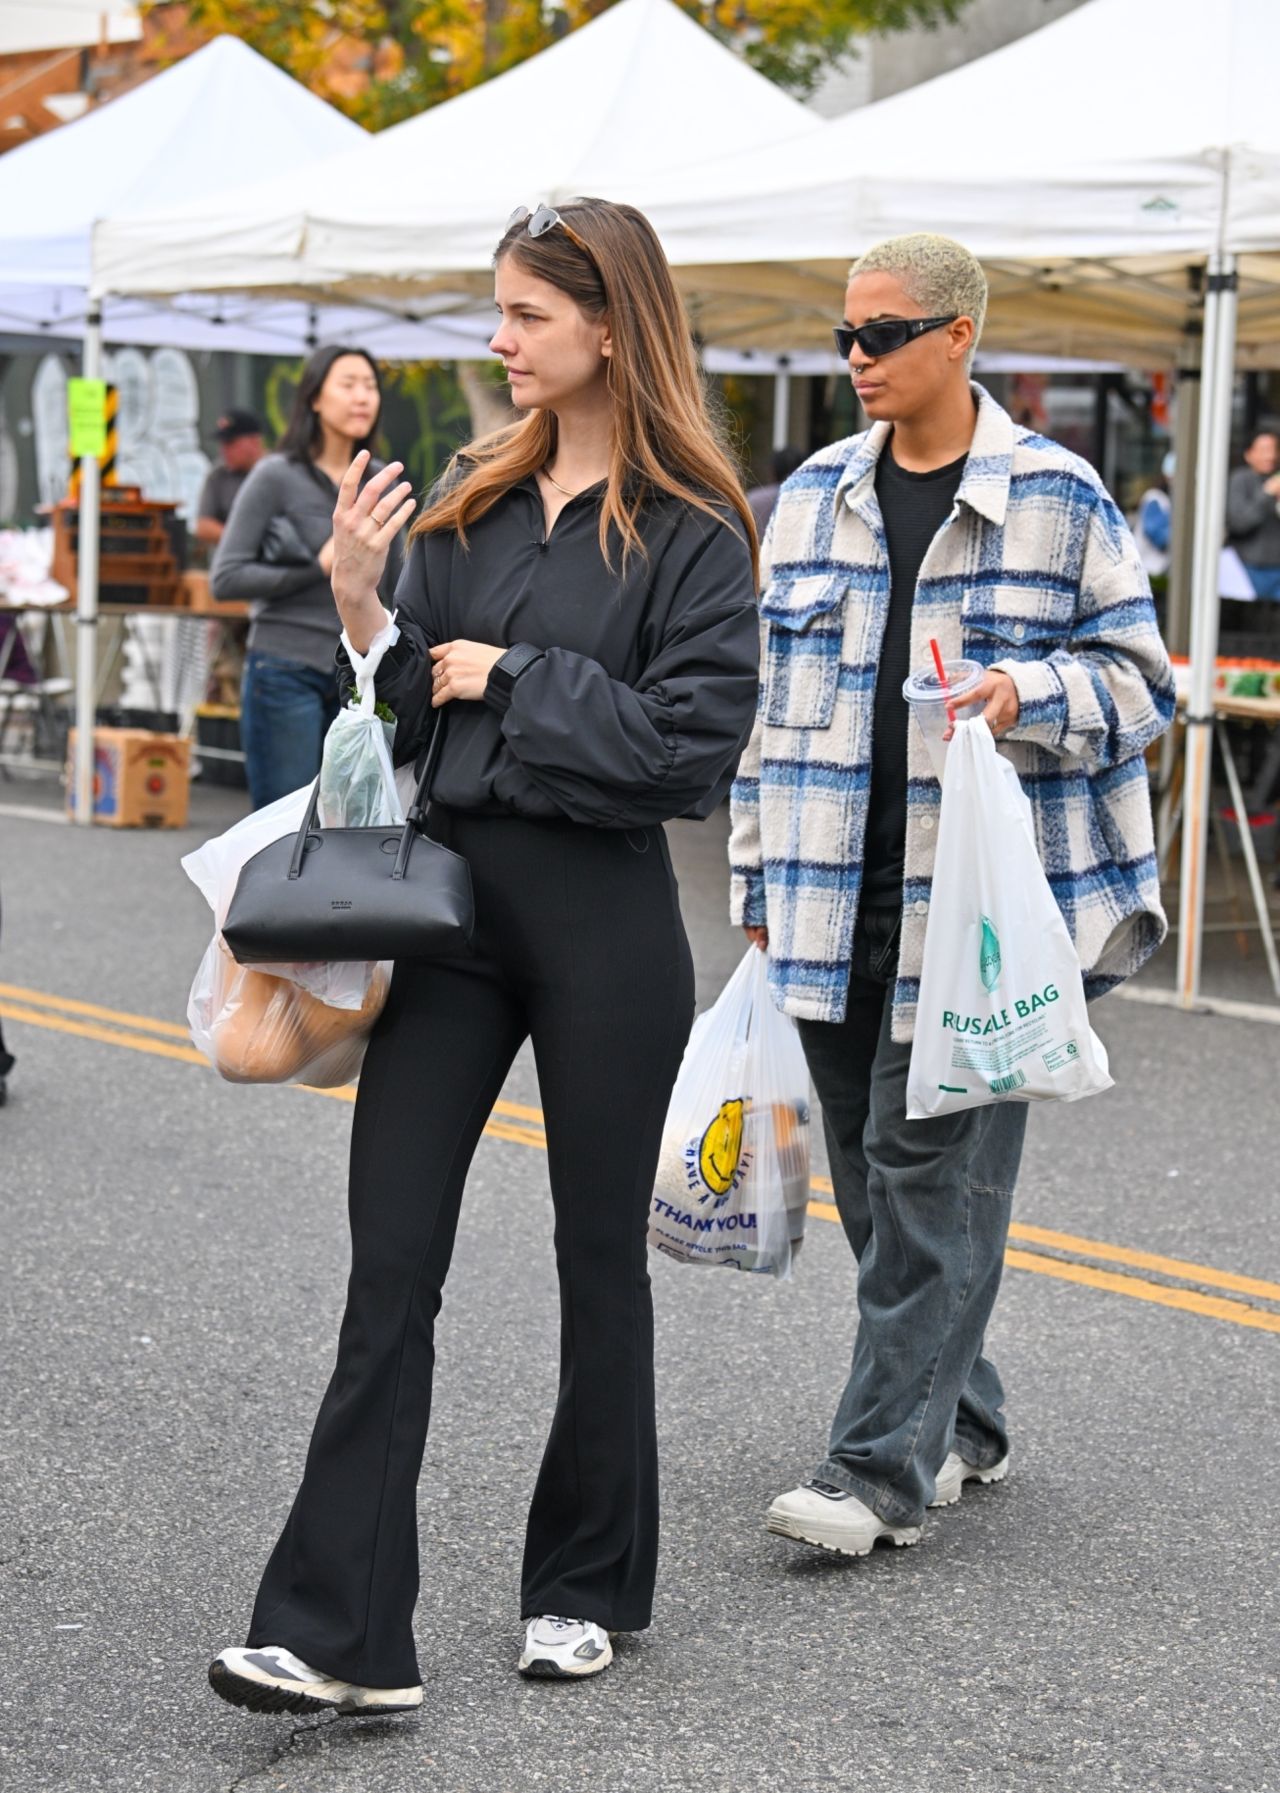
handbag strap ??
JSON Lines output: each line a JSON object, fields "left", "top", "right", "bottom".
{"left": 286, "top": 710, "right": 449, "bottom": 883}
{"left": 392, "top": 710, "right": 448, "bottom": 881}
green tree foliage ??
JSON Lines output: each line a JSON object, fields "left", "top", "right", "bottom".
{"left": 142, "top": 0, "right": 974, "bottom": 127}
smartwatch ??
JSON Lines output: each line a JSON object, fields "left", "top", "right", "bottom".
{"left": 485, "top": 641, "right": 545, "bottom": 711}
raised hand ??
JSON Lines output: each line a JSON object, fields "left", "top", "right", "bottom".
{"left": 331, "top": 450, "right": 415, "bottom": 611}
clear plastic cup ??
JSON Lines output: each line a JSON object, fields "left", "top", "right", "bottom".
{"left": 902, "top": 658, "right": 985, "bottom": 781}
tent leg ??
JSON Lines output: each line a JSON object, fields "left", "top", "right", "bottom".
{"left": 73, "top": 306, "right": 103, "bottom": 827}
{"left": 771, "top": 360, "right": 791, "bottom": 452}
{"left": 1176, "top": 254, "right": 1238, "bottom": 1008}
{"left": 1156, "top": 346, "right": 1202, "bottom": 859}
{"left": 1165, "top": 344, "right": 1201, "bottom": 657}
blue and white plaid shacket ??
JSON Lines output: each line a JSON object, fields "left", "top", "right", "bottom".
{"left": 729, "top": 383, "right": 1176, "bottom": 1041}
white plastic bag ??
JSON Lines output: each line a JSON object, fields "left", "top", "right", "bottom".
{"left": 181, "top": 616, "right": 402, "bottom": 1085}
{"left": 187, "top": 939, "right": 390, "bottom": 1088}
{"left": 649, "top": 948, "right": 811, "bottom": 1279}
{"left": 318, "top": 619, "right": 404, "bottom": 830}
{"left": 905, "top": 718, "right": 1113, "bottom": 1120}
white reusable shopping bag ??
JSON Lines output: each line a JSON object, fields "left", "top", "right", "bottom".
{"left": 905, "top": 717, "right": 1113, "bottom": 1120}
{"left": 649, "top": 947, "right": 811, "bottom": 1279}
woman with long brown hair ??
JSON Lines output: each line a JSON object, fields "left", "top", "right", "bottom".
{"left": 210, "top": 198, "right": 759, "bottom": 1714}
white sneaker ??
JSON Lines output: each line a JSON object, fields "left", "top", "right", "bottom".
{"left": 208, "top": 1645, "right": 423, "bottom": 1717}
{"left": 766, "top": 1481, "right": 923, "bottom": 1556}
{"left": 930, "top": 1451, "right": 1010, "bottom": 1509}
{"left": 518, "top": 1616, "right": 613, "bottom": 1679}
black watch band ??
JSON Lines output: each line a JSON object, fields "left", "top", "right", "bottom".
{"left": 485, "top": 641, "right": 545, "bottom": 711}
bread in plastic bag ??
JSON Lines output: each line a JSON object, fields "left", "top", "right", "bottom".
{"left": 649, "top": 947, "right": 811, "bottom": 1279}
{"left": 190, "top": 939, "right": 389, "bottom": 1087}
{"left": 905, "top": 717, "right": 1113, "bottom": 1119}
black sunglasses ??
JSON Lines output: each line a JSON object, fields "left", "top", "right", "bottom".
{"left": 833, "top": 315, "right": 958, "bottom": 360}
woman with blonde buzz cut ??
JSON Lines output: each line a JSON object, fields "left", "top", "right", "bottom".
{"left": 732, "top": 229, "right": 1172, "bottom": 1563}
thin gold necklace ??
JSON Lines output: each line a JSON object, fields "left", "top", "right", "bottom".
{"left": 541, "top": 463, "right": 597, "bottom": 499}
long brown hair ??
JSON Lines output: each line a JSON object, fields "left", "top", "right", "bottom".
{"left": 412, "top": 197, "right": 758, "bottom": 580}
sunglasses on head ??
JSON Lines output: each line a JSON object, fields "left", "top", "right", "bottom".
{"left": 506, "top": 203, "right": 597, "bottom": 265}
{"left": 833, "top": 315, "right": 958, "bottom": 361}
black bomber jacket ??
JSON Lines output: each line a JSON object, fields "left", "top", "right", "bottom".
{"left": 339, "top": 475, "right": 760, "bottom": 830}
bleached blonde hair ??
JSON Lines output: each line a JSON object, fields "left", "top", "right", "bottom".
{"left": 848, "top": 233, "right": 988, "bottom": 370}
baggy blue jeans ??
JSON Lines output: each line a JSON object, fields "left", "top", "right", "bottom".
{"left": 795, "top": 906, "right": 1028, "bottom": 1528}
{"left": 240, "top": 651, "right": 340, "bottom": 811}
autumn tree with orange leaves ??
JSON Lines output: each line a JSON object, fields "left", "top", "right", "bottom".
{"left": 140, "top": 0, "right": 973, "bottom": 129}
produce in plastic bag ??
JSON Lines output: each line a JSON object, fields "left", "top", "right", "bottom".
{"left": 906, "top": 717, "right": 1113, "bottom": 1119}
{"left": 257, "top": 619, "right": 404, "bottom": 1003}
{"left": 189, "top": 939, "right": 389, "bottom": 1087}
{"left": 649, "top": 948, "right": 811, "bottom": 1279}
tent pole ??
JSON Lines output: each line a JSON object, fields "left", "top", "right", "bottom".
{"left": 73, "top": 304, "right": 103, "bottom": 826}
{"left": 1155, "top": 335, "right": 1202, "bottom": 861}
{"left": 1166, "top": 338, "right": 1201, "bottom": 657}
{"left": 1176, "top": 253, "right": 1238, "bottom": 1008}
{"left": 771, "top": 357, "right": 791, "bottom": 451}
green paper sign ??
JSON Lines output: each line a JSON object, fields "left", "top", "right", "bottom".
{"left": 68, "top": 378, "right": 107, "bottom": 459}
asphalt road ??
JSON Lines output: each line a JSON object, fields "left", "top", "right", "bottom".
{"left": 1, "top": 781, "right": 1278, "bottom": 1793}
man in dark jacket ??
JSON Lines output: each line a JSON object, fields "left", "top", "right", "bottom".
{"left": 1226, "top": 425, "right": 1280, "bottom": 599}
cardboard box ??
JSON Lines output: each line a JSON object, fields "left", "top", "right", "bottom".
{"left": 66, "top": 728, "right": 190, "bottom": 828}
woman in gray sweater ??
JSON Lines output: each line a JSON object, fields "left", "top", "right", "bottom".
{"left": 211, "top": 345, "right": 404, "bottom": 806}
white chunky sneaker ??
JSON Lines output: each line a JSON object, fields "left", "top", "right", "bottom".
{"left": 518, "top": 1616, "right": 613, "bottom": 1679}
{"left": 208, "top": 1645, "right": 422, "bottom": 1717}
{"left": 766, "top": 1480, "right": 923, "bottom": 1557}
{"left": 930, "top": 1451, "right": 1010, "bottom": 1509}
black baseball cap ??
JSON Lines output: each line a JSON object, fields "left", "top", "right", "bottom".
{"left": 214, "top": 408, "right": 264, "bottom": 443}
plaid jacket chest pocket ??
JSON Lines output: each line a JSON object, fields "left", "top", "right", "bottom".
{"left": 759, "top": 572, "right": 848, "bottom": 730}
{"left": 962, "top": 593, "right": 1077, "bottom": 664}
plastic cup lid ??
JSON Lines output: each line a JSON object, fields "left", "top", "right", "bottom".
{"left": 902, "top": 659, "right": 985, "bottom": 703}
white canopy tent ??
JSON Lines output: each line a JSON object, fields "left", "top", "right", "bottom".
{"left": 91, "top": 0, "right": 820, "bottom": 309}
{"left": 0, "top": 34, "right": 403, "bottom": 354}
{"left": 636, "top": 0, "right": 1280, "bottom": 364}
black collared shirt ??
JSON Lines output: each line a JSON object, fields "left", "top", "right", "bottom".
{"left": 347, "top": 476, "right": 759, "bottom": 829}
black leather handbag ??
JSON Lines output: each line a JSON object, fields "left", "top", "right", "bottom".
{"left": 222, "top": 717, "right": 473, "bottom": 965}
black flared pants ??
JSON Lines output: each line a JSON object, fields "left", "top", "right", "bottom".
{"left": 245, "top": 812, "right": 695, "bottom": 1688}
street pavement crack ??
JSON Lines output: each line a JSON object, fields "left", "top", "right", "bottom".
{"left": 226, "top": 1712, "right": 342, "bottom": 1792}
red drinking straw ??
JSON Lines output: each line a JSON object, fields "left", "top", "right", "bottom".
{"left": 929, "top": 636, "right": 956, "bottom": 726}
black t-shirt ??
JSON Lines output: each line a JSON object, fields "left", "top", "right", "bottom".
{"left": 861, "top": 442, "right": 967, "bottom": 907}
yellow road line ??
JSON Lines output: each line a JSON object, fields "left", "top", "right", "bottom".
{"left": 809, "top": 1174, "right": 1280, "bottom": 1306}
{"left": 0, "top": 984, "right": 544, "bottom": 1134}
{"left": 798, "top": 1199, "right": 1280, "bottom": 1332}
{"left": 1007, "top": 1220, "right": 1280, "bottom": 1306}
{"left": 0, "top": 1000, "right": 208, "bottom": 1067}
{"left": 0, "top": 981, "right": 192, "bottom": 1040}
{"left": 1004, "top": 1248, "right": 1280, "bottom": 1336}
{"left": 5, "top": 987, "right": 1277, "bottom": 1334}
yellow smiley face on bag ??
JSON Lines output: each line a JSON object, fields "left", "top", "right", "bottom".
{"left": 698, "top": 1098, "right": 745, "bottom": 1198}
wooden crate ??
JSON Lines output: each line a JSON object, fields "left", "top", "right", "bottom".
{"left": 52, "top": 488, "right": 184, "bottom": 608}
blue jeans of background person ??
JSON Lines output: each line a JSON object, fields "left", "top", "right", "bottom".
{"left": 1244, "top": 562, "right": 1280, "bottom": 601}
{"left": 240, "top": 651, "right": 340, "bottom": 811}
{"left": 795, "top": 906, "right": 1028, "bottom": 1529}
